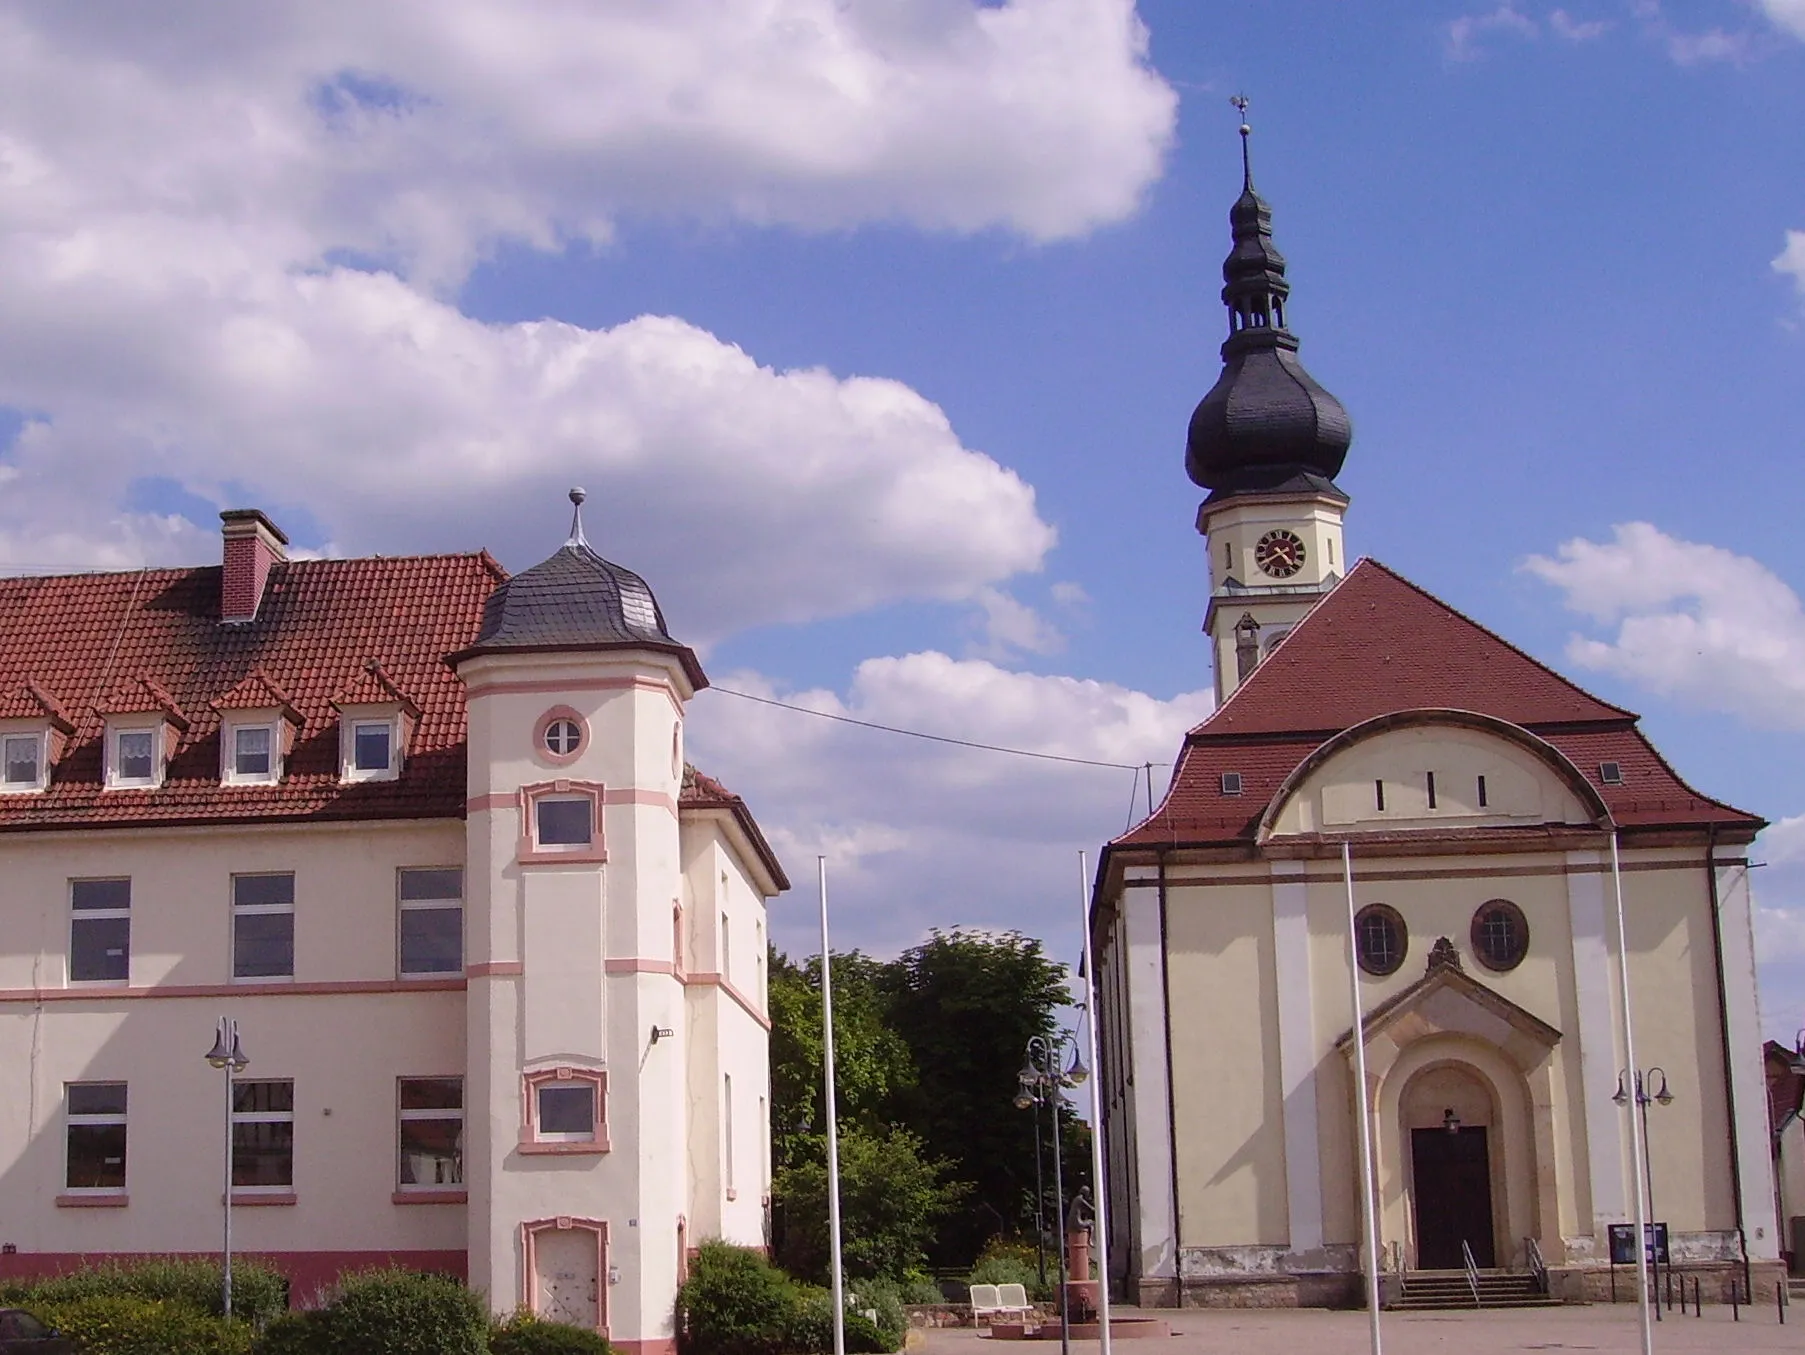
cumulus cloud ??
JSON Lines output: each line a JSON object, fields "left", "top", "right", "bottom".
{"left": 1446, "top": 4, "right": 1539, "bottom": 60}
{"left": 1548, "top": 10, "right": 1611, "bottom": 42}
{"left": 1755, "top": 815, "right": 1805, "bottom": 1039}
{"left": 1522, "top": 522, "right": 1805, "bottom": 731}
{"left": 1630, "top": 1, "right": 1759, "bottom": 64}
{"left": 0, "top": 1, "right": 1181, "bottom": 637}
{"left": 1777, "top": 230, "right": 1805, "bottom": 296}
{"left": 685, "top": 653, "right": 1211, "bottom": 956}
{"left": 1761, "top": 0, "right": 1805, "bottom": 40}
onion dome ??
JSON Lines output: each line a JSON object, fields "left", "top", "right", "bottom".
{"left": 450, "top": 489, "right": 706, "bottom": 688}
{"left": 1186, "top": 119, "right": 1352, "bottom": 498}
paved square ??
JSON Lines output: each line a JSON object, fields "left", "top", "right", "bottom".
{"left": 919, "top": 1305, "right": 1800, "bottom": 1354}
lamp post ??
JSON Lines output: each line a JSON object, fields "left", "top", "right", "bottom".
{"left": 1614, "top": 1067, "right": 1673, "bottom": 1317}
{"left": 1015, "top": 1032, "right": 1088, "bottom": 1355}
{"left": 1029, "top": 1092, "right": 1047, "bottom": 1290}
{"left": 205, "top": 1017, "right": 249, "bottom": 1317}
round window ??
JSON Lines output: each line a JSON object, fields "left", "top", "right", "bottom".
{"left": 544, "top": 718, "right": 583, "bottom": 758}
{"left": 1354, "top": 904, "right": 1408, "bottom": 977}
{"left": 1471, "top": 899, "right": 1529, "bottom": 972}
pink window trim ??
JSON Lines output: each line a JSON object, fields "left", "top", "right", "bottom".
{"left": 533, "top": 706, "right": 590, "bottom": 767}
{"left": 56, "top": 1193, "right": 128, "bottom": 1208}
{"left": 521, "top": 1216, "right": 609, "bottom": 1335}
{"left": 520, "top": 1067, "right": 610, "bottom": 1152}
{"left": 393, "top": 1189, "right": 468, "bottom": 1205}
{"left": 516, "top": 779, "right": 608, "bottom": 865}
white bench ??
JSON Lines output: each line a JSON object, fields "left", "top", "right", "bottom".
{"left": 970, "top": 1282, "right": 1035, "bottom": 1326}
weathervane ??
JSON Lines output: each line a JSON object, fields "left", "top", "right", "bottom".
{"left": 1230, "top": 94, "right": 1253, "bottom": 187}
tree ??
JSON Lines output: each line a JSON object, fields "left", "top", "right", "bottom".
{"left": 877, "top": 929, "right": 1079, "bottom": 1267}
{"left": 772, "top": 1125, "right": 968, "bottom": 1284}
{"left": 767, "top": 949, "right": 916, "bottom": 1171}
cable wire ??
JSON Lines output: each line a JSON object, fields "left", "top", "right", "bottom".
{"left": 708, "top": 685, "right": 1147, "bottom": 770}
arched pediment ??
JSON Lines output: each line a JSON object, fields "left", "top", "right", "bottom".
{"left": 1257, "top": 708, "right": 1612, "bottom": 841}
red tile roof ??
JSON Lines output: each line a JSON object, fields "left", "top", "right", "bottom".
{"left": 0, "top": 679, "right": 75, "bottom": 732}
{"left": 0, "top": 555, "right": 502, "bottom": 831}
{"left": 331, "top": 660, "right": 421, "bottom": 717}
{"left": 1116, "top": 559, "right": 1761, "bottom": 850}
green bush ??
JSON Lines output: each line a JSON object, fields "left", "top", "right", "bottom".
{"left": 307, "top": 1268, "right": 488, "bottom": 1355}
{"left": 0, "top": 1258, "right": 287, "bottom": 1328}
{"left": 251, "top": 1310, "right": 333, "bottom": 1355}
{"left": 966, "top": 1256, "right": 1042, "bottom": 1301}
{"left": 490, "top": 1310, "right": 611, "bottom": 1355}
{"left": 897, "top": 1273, "right": 944, "bottom": 1306}
{"left": 781, "top": 1290, "right": 890, "bottom": 1355}
{"left": 25, "top": 1294, "right": 253, "bottom": 1355}
{"left": 841, "top": 1278, "right": 905, "bottom": 1350}
{"left": 676, "top": 1242, "right": 796, "bottom": 1355}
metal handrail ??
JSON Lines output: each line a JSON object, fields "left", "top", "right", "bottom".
{"left": 1525, "top": 1237, "right": 1548, "bottom": 1296}
{"left": 1461, "top": 1240, "right": 1482, "bottom": 1308}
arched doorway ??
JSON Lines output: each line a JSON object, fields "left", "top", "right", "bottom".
{"left": 1402, "top": 1063, "right": 1499, "bottom": 1269}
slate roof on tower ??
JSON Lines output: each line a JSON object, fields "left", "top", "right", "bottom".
{"left": 1112, "top": 559, "right": 1761, "bottom": 851}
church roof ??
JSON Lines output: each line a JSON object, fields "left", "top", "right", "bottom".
{"left": 1114, "top": 559, "right": 1761, "bottom": 850}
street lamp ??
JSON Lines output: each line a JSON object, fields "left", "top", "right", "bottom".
{"left": 1015, "top": 1033, "right": 1088, "bottom": 1355}
{"left": 1613, "top": 1067, "right": 1673, "bottom": 1317}
{"left": 205, "top": 1017, "right": 249, "bottom": 1317}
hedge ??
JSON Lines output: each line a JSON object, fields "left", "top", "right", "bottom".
{"left": 490, "top": 1310, "right": 613, "bottom": 1354}
{"left": 252, "top": 1268, "right": 488, "bottom": 1355}
{"left": 0, "top": 1258, "right": 287, "bottom": 1328}
{"left": 23, "top": 1294, "right": 253, "bottom": 1355}
{"left": 674, "top": 1242, "right": 902, "bottom": 1355}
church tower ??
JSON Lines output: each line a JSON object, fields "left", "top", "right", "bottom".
{"left": 1188, "top": 114, "right": 1353, "bottom": 704}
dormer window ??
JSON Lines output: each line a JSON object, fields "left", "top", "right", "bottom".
{"left": 212, "top": 670, "right": 301, "bottom": 787}
{"left": 105, "top": 725, "right": 162, "bottom": 790}
{"left": 2, "top": 733, "right": 43, "bottom": 792}
{"left": 331, "top": 662, "right": 419, "bottom": 786}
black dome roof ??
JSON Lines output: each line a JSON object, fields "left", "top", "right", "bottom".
{"left": 451, "top": 517, "right": 706, "bottom": 688}
{"left": 1185, "top": 142, "right": 1352, "bottom": 495}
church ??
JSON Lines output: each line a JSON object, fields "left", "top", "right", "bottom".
{"left": 0, "top": 497, "right": 784, "bottom": 1348}
{"left": 1091, "top": 128, "right": 1779, "bottom": 1308}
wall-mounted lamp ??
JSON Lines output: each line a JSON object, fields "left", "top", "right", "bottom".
{"left": 649, "top": 1025, "right": 675, "bottom": 1044}
{"left": 1442, "top": 1108, "right": 1462, "bottom": 1135}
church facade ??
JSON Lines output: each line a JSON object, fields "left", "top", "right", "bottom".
{"left": 1091, "top": 129, "right": 1779, "bottom": 1307}
{"left": 0, "top": 499, "right": 785, "bottom": 1349}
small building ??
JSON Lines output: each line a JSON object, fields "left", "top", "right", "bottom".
{"left": 0, "top": 498, "right": 786, "bottom": 1350}
{"left": 1091, "top": 131, "right": 1778, "bottom": 1306}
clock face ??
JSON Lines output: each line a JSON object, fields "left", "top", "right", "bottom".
{"left": 1255, "top": 529, "right": 1306, "bottom": 579}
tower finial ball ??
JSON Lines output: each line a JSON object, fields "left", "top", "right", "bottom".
{"left": 569, "top": 487, "right": 587, "bottom": 506}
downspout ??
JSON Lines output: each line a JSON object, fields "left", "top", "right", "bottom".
{"left": 1704, "top": 826, "right": 1754, "bottom": 1298}
{"left": 1158, "top": 849, "right": 1183, "bottom": 1304}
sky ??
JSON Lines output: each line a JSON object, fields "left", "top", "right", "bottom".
{"left": 2, "top": 0, "right": 1803, "bottom": 1036}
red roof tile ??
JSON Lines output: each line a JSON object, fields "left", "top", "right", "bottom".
{"left": 211, "top": 669, "right": 301, "bottom": 721}
{"left": 0, "top": 679, "right": 75, "bottom": 732}
{"left": 96, "top": 675, "right": 190, "bottom": 728}
{"left": 331, "top": 660, "right": 421, "bottom": 717}
{"left": 1116, "top": 559, "right": 1760, "bottom": 850}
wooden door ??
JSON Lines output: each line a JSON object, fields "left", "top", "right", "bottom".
{"left": 1411, "top": 1126, "right": 1496, "bottom": 1269}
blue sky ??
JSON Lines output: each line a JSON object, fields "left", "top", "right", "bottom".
{"left": 2, "top": 1, "right": 1803, "bottom": 1033}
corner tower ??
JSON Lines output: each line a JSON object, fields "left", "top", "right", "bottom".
{"left": 1188, "top": 111, "right": 1353, "bottom": 704}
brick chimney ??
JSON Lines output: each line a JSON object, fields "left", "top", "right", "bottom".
{"left": 220, "top": 509, "right": 289, "bottom": 624}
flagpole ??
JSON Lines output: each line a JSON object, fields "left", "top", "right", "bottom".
{"left": 819, "top": 856, "right": 846, "bottom": 1355}
{"left": 1077, "top": 852, "right": 1112, "bottom": 1355}
{"left": 1610, "top": 834, "right": 1655, "bottom": 1355}
{"left": 1343, "top": 842, "right": 1383, "bottom": 1355}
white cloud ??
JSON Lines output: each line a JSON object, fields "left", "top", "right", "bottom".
{"left": 1549, "top": 10, "right": 1611, "bottom": 42}
{"left": 1755, "top": 815, "right": 1805, "bottom": 1040}
{"left": 1663, "top": 26, "right": 1752, "bottom": 64}
{"left": 968, "top": 587, "right": 1067, "bottom": 659}
{"left": 1761, "top": 0, "right": 1805, "bottom": 40}
{"left": 1446, "top": 5, "right": 1539, "bottom": 61}
{"left": 1777, "top": 230, "right": 1805, "bottom": 296}
{"left": 686, "top": 653, "right": 1211, "bottom": 957}
{"left": 0, "top": 2, "right": 1184, "bottom": 638}
{"left": 1522, "top": 522, "right": 1805, "bottom": 731}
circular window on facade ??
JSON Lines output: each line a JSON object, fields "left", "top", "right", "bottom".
{"left": 1471, "top": 899, "right": 1529, "bottom": 972}
{"left": 535, "top": 708, "right": 588, "bottom": 764}
{"left": 1354, "top": 904, "right": 1408, "bottom": 977}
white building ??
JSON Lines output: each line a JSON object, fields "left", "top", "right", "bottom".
{"left": 0, "top": 497, "right": 786, "bottom": 1350}
{"left": 1091, "top": 134, "right": 1778, "bottom": 1307}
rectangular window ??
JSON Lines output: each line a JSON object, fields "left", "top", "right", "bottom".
{"left": 232, "top": 1079, "right": 294, "bottom": 1189}
{"left": 398, "top": 868, "right": 463, "bottom": 977}
{"left": 1477, "top": 775, "right": 1489, "bottom": 808}
{"left": 536, "top": 1082, "right": 597, "bottom": 1142}
{"left": 233, "top": 725, "right": 273, "bottom": 779}
{"left": 233, "top": 873, "right": 295, "bottom": 979}
{"left": 1374, "top": 779, "right": 1386, "bottom": 812}
{"left": 70, "top": 878, "right": 131, "bottom": 983}
{"left": 65, "top": 1082, "right": 127, "bottom": 1192}
{"left": 723, "top": 1073, "right": 735, "bottom": 1195}
{"left": 116, "top": 730, "right": 155, "bottom": 784}
{"left": 720, "top": 911, "right": 731, "bottom": 981}
{"left": 535, "top": 796, "right": 592, "bottom": 847}
{"left": 1600, "top": 761, "right": 1624, "bottom": 786}
{"left": 398, "top": 1078, "right": 463, "bottom": 1189}
{"left": 1426, "top": 771, "right": 1437, "bottom": 811}
{"left": 3, "top": 734, "right": 40, "bottom": 787}
{"left": 353, "top": 721, "right": 392, "bottom": 774}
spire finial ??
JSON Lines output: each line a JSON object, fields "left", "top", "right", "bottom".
{"left": 566, "top": 486, "right": 589, "bottom": 549}
{"left": 1231, "top": 94, "right": 1252, "bottom": 189}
